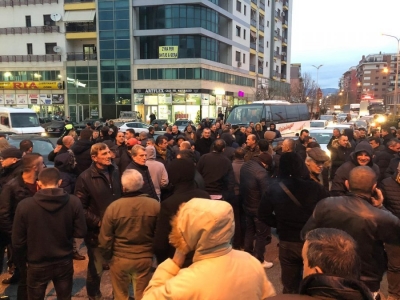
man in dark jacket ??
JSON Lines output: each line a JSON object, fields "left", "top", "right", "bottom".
{"left": 369, "top": 136, "right": 386, "bottom": 155}
{"left": 380, "top": 166, "right": 400, "bottom": 300}
{"left": 0, "top": 153, "right": 44, "bottom": 298}
{"left": 12, "top": 168, "right": 86, "bottom": 300}
{"left": 71, "top": 129, "right": 93, "bottom": 174}
{"left": 126, "top": 145, "right": 158, "bottom": 200}
{"left": 328, "top": 134, "right": 352, "bottom": 179}
{"left": 232, "top": 147, "right": 246, "bottom": 249}
{"left": 373, "top": 138, "right": 399, "bottom": 182}
{"left": 385, "top": 156, "right": 400, "bottom": 179}
{"left": 331, "top": 141, "right": 380, "bottom": 196}
{"left": 197, "top": 139, "right": 234, "bottom": 201}
{"left": 269, "top": 228, "right": 373, "bottom": 300}
{"left": 259, "top": 152, "right": 329, "bottom": 293}
{"left": 108, "top": 120, "right": 118, "bottom": 140}
{"left": 302, "top": 166, "right": 400, "bottom": 294}
{"left": 74, "top": 143, "right": 122, "bottom": 300}
{"left": 115, "top": 131, "right": 132, "bottom": 174}
{"left": 220, "top": 133, "right": 235, "bottom": 161}
{"left": 382, "top": 126, "right": 392, "bottom": 146}
{"left": 243, "top": 134, "right": 260, "bottom": 162}
{"left": 0, "top": 148, "right": 23, "bottom": 191}
{"left": 294, "top": 129, "right": 309, "bottom": 161}
{"left": 195, "top": 128, "right": 214, "bottom": 156}
{"left": 48, "top": 136, "right": 75, "bottom": 162}
{"left": 240, "top": 152, "right": 273, "bottom": 269}
{"left": 326, "top": 128, "right": 341, "bottom": 150}
{"left": 154, "top": 135, "right": 174, "bottom": 165}
{"left": 268, "top": 123, "right": 282, "bottom": 138}
{"left": 153, "top": 159, "right": 210, "bottom": 266}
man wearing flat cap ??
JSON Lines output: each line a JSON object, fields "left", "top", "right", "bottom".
{"left": 305, "top": 147, "right": 330, "bottom": 186}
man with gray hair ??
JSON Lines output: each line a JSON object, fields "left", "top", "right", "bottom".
{"left": 126, "top": 145, "right": 158, "bottom": 200}
{"left": 145, "top": 146, "right": 169, "bottom": 201}
{"left": 99, "top": 169, "right": 160, "bottom": 300}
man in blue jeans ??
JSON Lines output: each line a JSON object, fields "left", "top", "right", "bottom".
{"left": 12, "top": 168, "right": 86, "bottom": 300}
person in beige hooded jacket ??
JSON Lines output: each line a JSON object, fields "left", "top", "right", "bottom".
{"left": 142, "top": 198, "right": 276, "bottom": 300}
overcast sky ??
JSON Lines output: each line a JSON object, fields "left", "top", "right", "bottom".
{"left": 291, "top": 0, "right": 400, "bottom": 89}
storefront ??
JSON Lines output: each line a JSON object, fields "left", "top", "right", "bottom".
{"left": 0, "top": 81, "right": 65, "bottom": 119}
{"left": 133, "top": 88, "right": 249, "bottom": 123}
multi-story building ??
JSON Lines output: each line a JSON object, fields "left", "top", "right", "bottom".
{"left": 339, "top": 66, "right": 357, "bottom": 104}
{"left": 0, "top": 0, "right": 293, "bottom": 122}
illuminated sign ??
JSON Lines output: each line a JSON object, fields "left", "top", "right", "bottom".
{"left": 0, "top": 81, "right": 64, "bottom": 90}
{"left": 159, "top": 46, "right": 178, "bottom": 59}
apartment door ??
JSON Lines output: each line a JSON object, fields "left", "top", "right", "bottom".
{"left": 83, "top": 44, "right": 96, "bottom": 60}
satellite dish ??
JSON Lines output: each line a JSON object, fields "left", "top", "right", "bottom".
{"left": 53, "top": 46, "right": 62, "bottom": 53}
{"left": 50, "top": 13, "right": 61, "bottom": 22}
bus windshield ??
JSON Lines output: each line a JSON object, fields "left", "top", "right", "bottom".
{"left": 10, "top": 113, "right": 40, "bottom": 128}
{"left": 226, "top": 105, "right": 264, "bottom": 124}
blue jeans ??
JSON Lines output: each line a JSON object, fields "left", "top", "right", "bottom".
{"left": 27, "top": 259, "right": 73, "bottom": 300}
{"left": 244, "top": 214, "right": 271, "bottom": 263}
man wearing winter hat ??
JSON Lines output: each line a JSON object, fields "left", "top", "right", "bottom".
{"left": 305, "top": 147, "right": 330, "bottom": 185}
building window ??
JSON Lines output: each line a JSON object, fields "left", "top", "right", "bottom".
{"left": 243, "top": 53, "right": 245, "bottom": 63}
{"left": 27, "top": 43, "right": 33, "bottom": 54}
{"left": 45, "top": 43, "right": 57, "bottom": 54}
{"left": 266, "top": 61, "right": 268, "bottom": 67}
{"left": 383, "top": 82, "right": 386, "bottom": 85}
{"left": 236, "top": 25, "right": 241, "bottom": 37}
{"left": 43, "top": 15, "right": 55, "bottom": 26}
{"left": 243, "top": 29, "right": 246, "bottom": 40}
{"left": 236, "top": 51, "right": 240, "bottom": 62}
{"left": 25, "top": 16, "right": 31, "bottom": 27}
{"left": 244, "top": 5, "right": 246, "bottom": 15}
{"left": 267, "top": 41, "right": 269, "bottom": 48}
{"left": 268, "top": 0, "right": 270, "bottom": 6}
{"left": 267, "top": 21, "right": 270, "bottom": 27}
{"left": 236, "top": 0, "right": 241, "bottom": 12}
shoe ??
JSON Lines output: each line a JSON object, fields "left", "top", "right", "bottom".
{"left": 261, "top": 261, "right": 274, "bottom": 269}
{"left": 73, "top": 251, "right": 85, "bottom": 260}
{"left": 2, "top": 275, "right": 19, "bottom": 285}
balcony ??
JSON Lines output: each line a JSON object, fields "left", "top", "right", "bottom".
{"left": 64, "top": 0, "right": 93, "bottom": 2}
{"left": 259, "top": 0, "right": 265, "bottom": 10}
{"left": 274, "top": 51, "right": 280, "bottom": 59}
{"left": 67, "top": 52, "right": 97, "bottom": 61}
{"left": 282, "top": 37, "right": 287, "bottom": 45}
{"left": 259, "top": 24, "right": 264, "bottom": 32}
{"left": 250, "top": 42, "right": 257, "bottom": 50}
{"left": 0, "top": 55, "right": 61, "bottom": 63}
{"left": 281, "top": 54, "right": 287, "bottom": 61}
{"left": 251, "top": 0, "right": 257, "bottom": 4}
{"left": 274, "top": 31, "right": 281, "bottom": 40}
{"left": 0, "top": 0, "right": 57, "bottom": 6}
{"left": 0, "top": 25, "right": 59, "bottom": 35}
{"left": 283, "top": 0, "right": 289, "bottom": 10}
{"left": 274, "top": 71, "right": 281, "bottom": 78}
{"left": 258, "top": 67, "right": 263, "bottom": 74}
{"left": 258, "top": 44, "right": 264, "bottom": 52}
{"left": 281, "top": 74, "right": 287, "bottom": 80}
{"left": 274, "top": 11, "right": 282, "bottom": 21}
{"left": 66, "top": 22, "right": 96, "bottom": 33}
{"left": 251, "top": 19, "right": 257, "bottom": 27}
{"left": 282, "top": 19, "right": 288, "bottom": 27}
{"left": 250, "top": 64, "right": 256, "bottom": 72}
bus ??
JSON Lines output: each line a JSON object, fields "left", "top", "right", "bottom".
{"left": 225, "top": 100, "right": 310, "bottom": 135}
{"left": 0, "top": 107, "right": 45, "bottom": 135}
{"left": 350, "top": 103, "right": 360, "bottom": 113}
{"left": 359, "top": 99, "right": 385, "bottom": 117}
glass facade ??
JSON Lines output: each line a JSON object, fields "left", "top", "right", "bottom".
{"left": 139, "top": 5, "right": 219, "bottom": 34}
{"left": 98, "top": 0, "right": 132, "bottom": 120}
{"left": 140, "top": 35, "right": 220, "bottom": 62}
{"left": 0, "top": 70, "right": 61, "bottom": 81}
{"left": 137, "top": 68, "right": 255, "bottom": 87}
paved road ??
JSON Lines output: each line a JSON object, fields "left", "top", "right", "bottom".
{"left": 0, "top": 230, "right": 389, "bottom": 299}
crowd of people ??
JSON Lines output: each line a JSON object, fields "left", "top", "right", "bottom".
{"left": 0, "top": 117, "right": 399, "bottom": 300}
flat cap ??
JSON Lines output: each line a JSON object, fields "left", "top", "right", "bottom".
{"left": 307, "top": 147, "right": 330, "bottom": 163}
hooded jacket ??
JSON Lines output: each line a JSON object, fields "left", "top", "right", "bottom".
{"left": 71, "top": 139, "right": 93, "bottom": 174}
{"left": 143, "top": 198, "right": 276, "bottom": 300}
{"left": 329, "top": 138, "right": 352, "bottom": 178}
{"left": 0, "top": 160, "right": 22, "bottom": 192}
{"left": 373, "top": 146, "right": 398, "bottom": 182}
{"left": 331, "top": 142, "right": 380, "bottom": 196}
{"left": 145, "top": 146, "right": 168, "bottom": 198}
{"left": 269, "top": 274, "right": 373, "bottom": 300}
{"left": 12, "top": 188, "right": 87, "bottom": 266}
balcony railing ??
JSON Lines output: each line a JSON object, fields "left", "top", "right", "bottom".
{"left": 250, "top": 42, "right": 256, "bottom": 50}
{"left": 282, "top": 37, "right": 287, "bottom": 44}
{"left": 0, "top": 55, "right": 61, "bottom": 63}
{"left": 283, "top": 0, "right": 289, "bottom": 9}
{"left": 250, "top": 64, "right": 256, "bottom": 72}
{"left": 0, "top": 0, "right": 57, "bottom": 6}
{"left": 274, "top": 11, "right": 282, "bottom": 21}
{"left": 282, "top": 19, "right": 288, "bottom": 26}
{"left": 67, "top": 52, "right": 97, "bottom": 61}
{"left": 251, "top": 0, "right": 257, "bottom": 4}
{"left": 258, "top": 67, "right": 263, "bottom": 74}
{"left": 274, "top": 51, "right": 280, "bottom": 59}
{"left": 64, "top": 0, "right": 93, "bottom": 2}
{"left": 259, "top": 24, "right": 264, "bottom": 32}
{"left": 66, "top": 23, "right": 96, "bottom": 33}
{"left": 274, "top": 71, "right": 281, "bottom": 78}
{"left": 258, "top": 45, "right": 264, "bottom": 52}
{"left": 281, "top": 54, "right": 287, "bottom": 61}
{"left": 0, "top": 25, "right": 59, "bottom": 35}
{"left": 251, "top": 19, "right": 257, "bottom": 27}
{"left": 274, "top": 31, "right": 281, "bottom": 40}
{"left": 259, "top": 1, "right": 265, "bottom": 10}
{"left": 281, "top": 74, "right": 287, "bottom": 79}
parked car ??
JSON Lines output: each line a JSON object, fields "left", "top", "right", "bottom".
{"left": 6, "top": 134, "right": 55, "bottom": 166}
{"left": 201, "top": 118, "right": 217, "bottom": 125}
{"left": 45, "top": 121, "right": 68, "bottom": 137}
{"left": 310, "top": 120, "right": 328, "bottom": 128}
{"left": 174, "top": 119, "right": 193, "bottom": 132}
{"left": 308, "top": 129, "right": 334, "bottom": 157}
{"left": 74, "top": 119, "right": 104, "bottom": 134}
{"left": 119, "top": 122, "right": 149, "bottom": 133}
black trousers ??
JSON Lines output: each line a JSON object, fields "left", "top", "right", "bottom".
{"left": 27, "top": 259, "right": 73, "bottom": 300}
{"left": 279, "top": 240, "right": 304, "bottom": 294}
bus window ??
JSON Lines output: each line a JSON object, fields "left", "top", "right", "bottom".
{"left": 263, "top": 106, "right": 271, "bottom": 122}
{"left": 298, "top": 105, "right": 309, "bottom": 120}
{"left": 0, "top": 113, "right": 9, "bottom": 127}
{"left": 271, "top": 105, "right": 287, "bottom": 122}
{"left": 285, "top": 105, "right": 299, "bottom": 122}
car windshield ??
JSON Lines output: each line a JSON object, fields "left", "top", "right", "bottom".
{"left": 310, "top": 132, "right": 333, "bottom": 144}
{"left": 10, "top": 113, "right": 40, "bottom": 128}
{"left": 8, "top": 139, "right": 54, "bottom": 157}
{"left": 319, "top": 115, "right": 333, "bottom": 121}
{"left": 310, "top": 122, "right": 325, "bottom": 127}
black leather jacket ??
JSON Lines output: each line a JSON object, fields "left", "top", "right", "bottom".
{"left": 301, "top": 193, "right": 400, "bottom": 288}
{"left": 381, "top": 176, "right": 400, "bottom": 219}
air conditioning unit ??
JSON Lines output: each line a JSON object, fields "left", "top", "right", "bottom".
{"left": 237, "top": 61, "right": 242, "bottom": 67}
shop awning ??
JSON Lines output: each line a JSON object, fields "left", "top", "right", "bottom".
{"left": 64, "top": 10, "right": 96, "bottom": 23}
{"left": 250, "top": 31, "right": 257, "bottom": 39}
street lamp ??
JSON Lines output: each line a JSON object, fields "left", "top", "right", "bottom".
{"left": 382, "top": 33, "right": 400, "bottom": 117}
{"left": 312, "top": 64, "right": 323, "bottom": 114}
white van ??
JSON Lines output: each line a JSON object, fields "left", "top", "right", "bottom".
{"left": 0, "top": 107, "right": 45, "bottom": 135}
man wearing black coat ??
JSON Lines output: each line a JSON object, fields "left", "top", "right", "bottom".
{"left": 373, "top": 138, "right": 399, "bottom": 182}
{"left": 302, "top": 166, "right": 400, "bottom": 294}
{"left": 328, "top": 135, "right": 352, "bottom": 179}
{"left": 194, "top": 128, "right": 214, "bottom": 156}
{"left": 71, "top": 129, "right": 93, "bottom": 174}
{"left": 74, "top": 143, "right": 122, "bottom": 300}
{"left": 294, "top": 129, "right": 309, "bottom": 161}
{"left": 0, "top": 148, "right": 23, "bottom": 192}
{"left": 153, "top": 159, "right": 210, "bottom": 266}
{"left": 126, "top": 145, "right": 158, "bottom": 200}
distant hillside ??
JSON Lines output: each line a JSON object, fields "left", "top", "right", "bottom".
{"left": 321, "top": 88, "right": 338, "bottom": 95}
